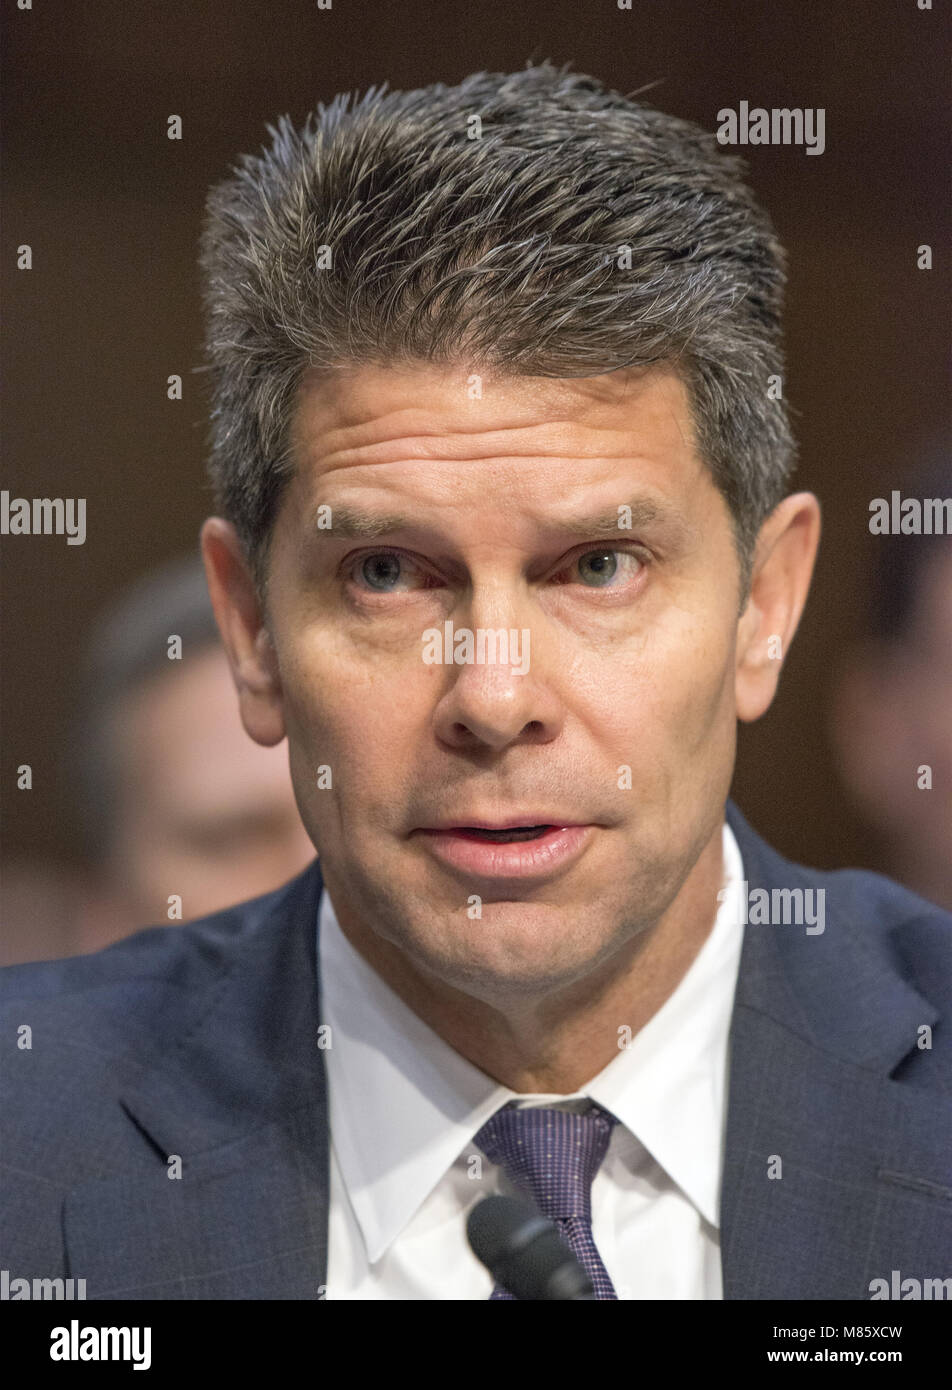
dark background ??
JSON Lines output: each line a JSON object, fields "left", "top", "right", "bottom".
{"left": 3, "top": 0, "right": 949, "bottom": 874}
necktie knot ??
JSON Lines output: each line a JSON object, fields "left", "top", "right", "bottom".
{"left": 473, "top": 1103, "right": 618, "bottom": 1225}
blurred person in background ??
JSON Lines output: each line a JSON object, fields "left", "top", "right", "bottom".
{"left": 70, "top": 553, "right": 316, "bottom": 953}
{"left": 831, "top": 453, "right": 952, "bottom": 912}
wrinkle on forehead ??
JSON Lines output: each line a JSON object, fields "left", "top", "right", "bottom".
{"left": 289, "top": 362, "right": 700, "bottom": 479}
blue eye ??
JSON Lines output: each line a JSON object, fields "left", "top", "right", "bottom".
{"left": 352, "top": 551, "right": 431, "bottom": 593}
{"left": 575, "top": 550, "right": 641, "bottom": 587}
{"left": 360, "top": 553, "right": 404, "bottom": 590}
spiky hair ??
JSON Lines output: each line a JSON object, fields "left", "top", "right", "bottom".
{"left": 199, "top": 62, "right": 795, "bottom": 588}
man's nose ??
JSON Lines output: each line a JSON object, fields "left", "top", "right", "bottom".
{"left": 429, "top": 606, "right": 564, "bottom": 753}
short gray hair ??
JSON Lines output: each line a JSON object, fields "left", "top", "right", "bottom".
{"left": 199, "top": 62, "right": 796, "bottom": 589}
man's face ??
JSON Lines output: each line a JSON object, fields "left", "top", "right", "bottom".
{"left": 834, "top": 546, "right": 952, "bottom": 907}
{"left": 255, "top": 363, "right": 747, "bottom": 1000}
{"left": 108, "top": 645, "right": 315, "bottom": 925}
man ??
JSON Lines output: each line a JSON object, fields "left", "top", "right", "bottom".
{"left": 70, "top": 554, "right": 315, "bottom": 954}
{"left": 2, "top": 63, "right": 949, "bottom": 1301}
{"left": 1, "top": 555, "right": 315, "bottom": 966}
{"left": 831, "top": 454, "right": 952, "bottom": 914}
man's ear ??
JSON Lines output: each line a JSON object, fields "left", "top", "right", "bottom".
{"left": 735, "top": 492, "right": 821, "bottom": 723}
{"left": 200, "top": 518, "right": 286, "bottom": 747}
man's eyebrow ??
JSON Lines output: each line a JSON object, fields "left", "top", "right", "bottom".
{"left": 317, "top": 506, "right": 421, "bottom": 539}
{"left": 314, "top": 499, "right": 681, "bottom": 540}
{"left": 543, "top": 500, "right": 675, "bottom": 538}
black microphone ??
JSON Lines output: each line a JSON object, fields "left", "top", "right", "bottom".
{"left": 466, "top": 1195, "right": 597, "bottom": 1300}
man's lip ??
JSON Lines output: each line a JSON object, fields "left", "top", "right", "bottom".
{"left": 417, "top": 819, "right": 582, "bottom": 831}
{"left": 414, "top": 823, "right": 595, "bottom": 882}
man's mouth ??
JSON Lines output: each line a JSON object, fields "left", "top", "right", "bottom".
{"left": 414, "top": 820, "right": 593, "bottom": 882}
{"left": 450, "top": 825, "right": 557, "bottom": 843}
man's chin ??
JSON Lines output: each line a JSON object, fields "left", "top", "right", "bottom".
{"left": 389, "top": 895, "right": 628, "bottom": 1000}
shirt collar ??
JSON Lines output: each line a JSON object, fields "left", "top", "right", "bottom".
{"left": 318, "top": 822, "right": 744, "bottom": 1263}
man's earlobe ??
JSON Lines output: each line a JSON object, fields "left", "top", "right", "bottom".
{"left": 200, "top": 517, "right": 287, "bottom": 747}
{"left": 735, "top": 492, "right": 821, "bottom": 723}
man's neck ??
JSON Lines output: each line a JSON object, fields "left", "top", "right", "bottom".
{"left": 327, "top": 826, "right": 726, "bottom": 1094}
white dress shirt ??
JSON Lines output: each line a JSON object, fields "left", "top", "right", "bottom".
{"left": 318, "top": 822, "right": 745, "bottom": 1299}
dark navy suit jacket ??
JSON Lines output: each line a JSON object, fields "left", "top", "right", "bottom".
{"left": 2, "top": 802, "right": 950, "bottom": 1299}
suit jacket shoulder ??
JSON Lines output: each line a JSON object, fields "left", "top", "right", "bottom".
{"left": 722, "top": 803, "right": 952, "bottom": 1298}
{"left": 1, "top": 865, "right": 330, "bottom": 1297}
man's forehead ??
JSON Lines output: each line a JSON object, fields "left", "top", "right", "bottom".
{"left": 289, "top": 361, "right": 700, "bottom": 471}
{"left": 274, "top": 361, "right": 719, "bottom": 559}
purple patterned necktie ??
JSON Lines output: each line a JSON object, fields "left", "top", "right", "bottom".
{"left": 472, "top": 1103, "right": 619, "bottom": 1299}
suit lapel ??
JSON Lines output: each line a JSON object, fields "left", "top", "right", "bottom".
{"left": 64, "top": 860, "right": 332, "bottom": 1299}
{"left": 721, "top": 804, "right": 949, "bottom": 1299}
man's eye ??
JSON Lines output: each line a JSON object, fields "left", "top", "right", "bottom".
{"left": 570, "top": 549, "right": 644, "bottom": 587}
{"left": 351, "top": 551, "right": 429, "bottom": 592}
